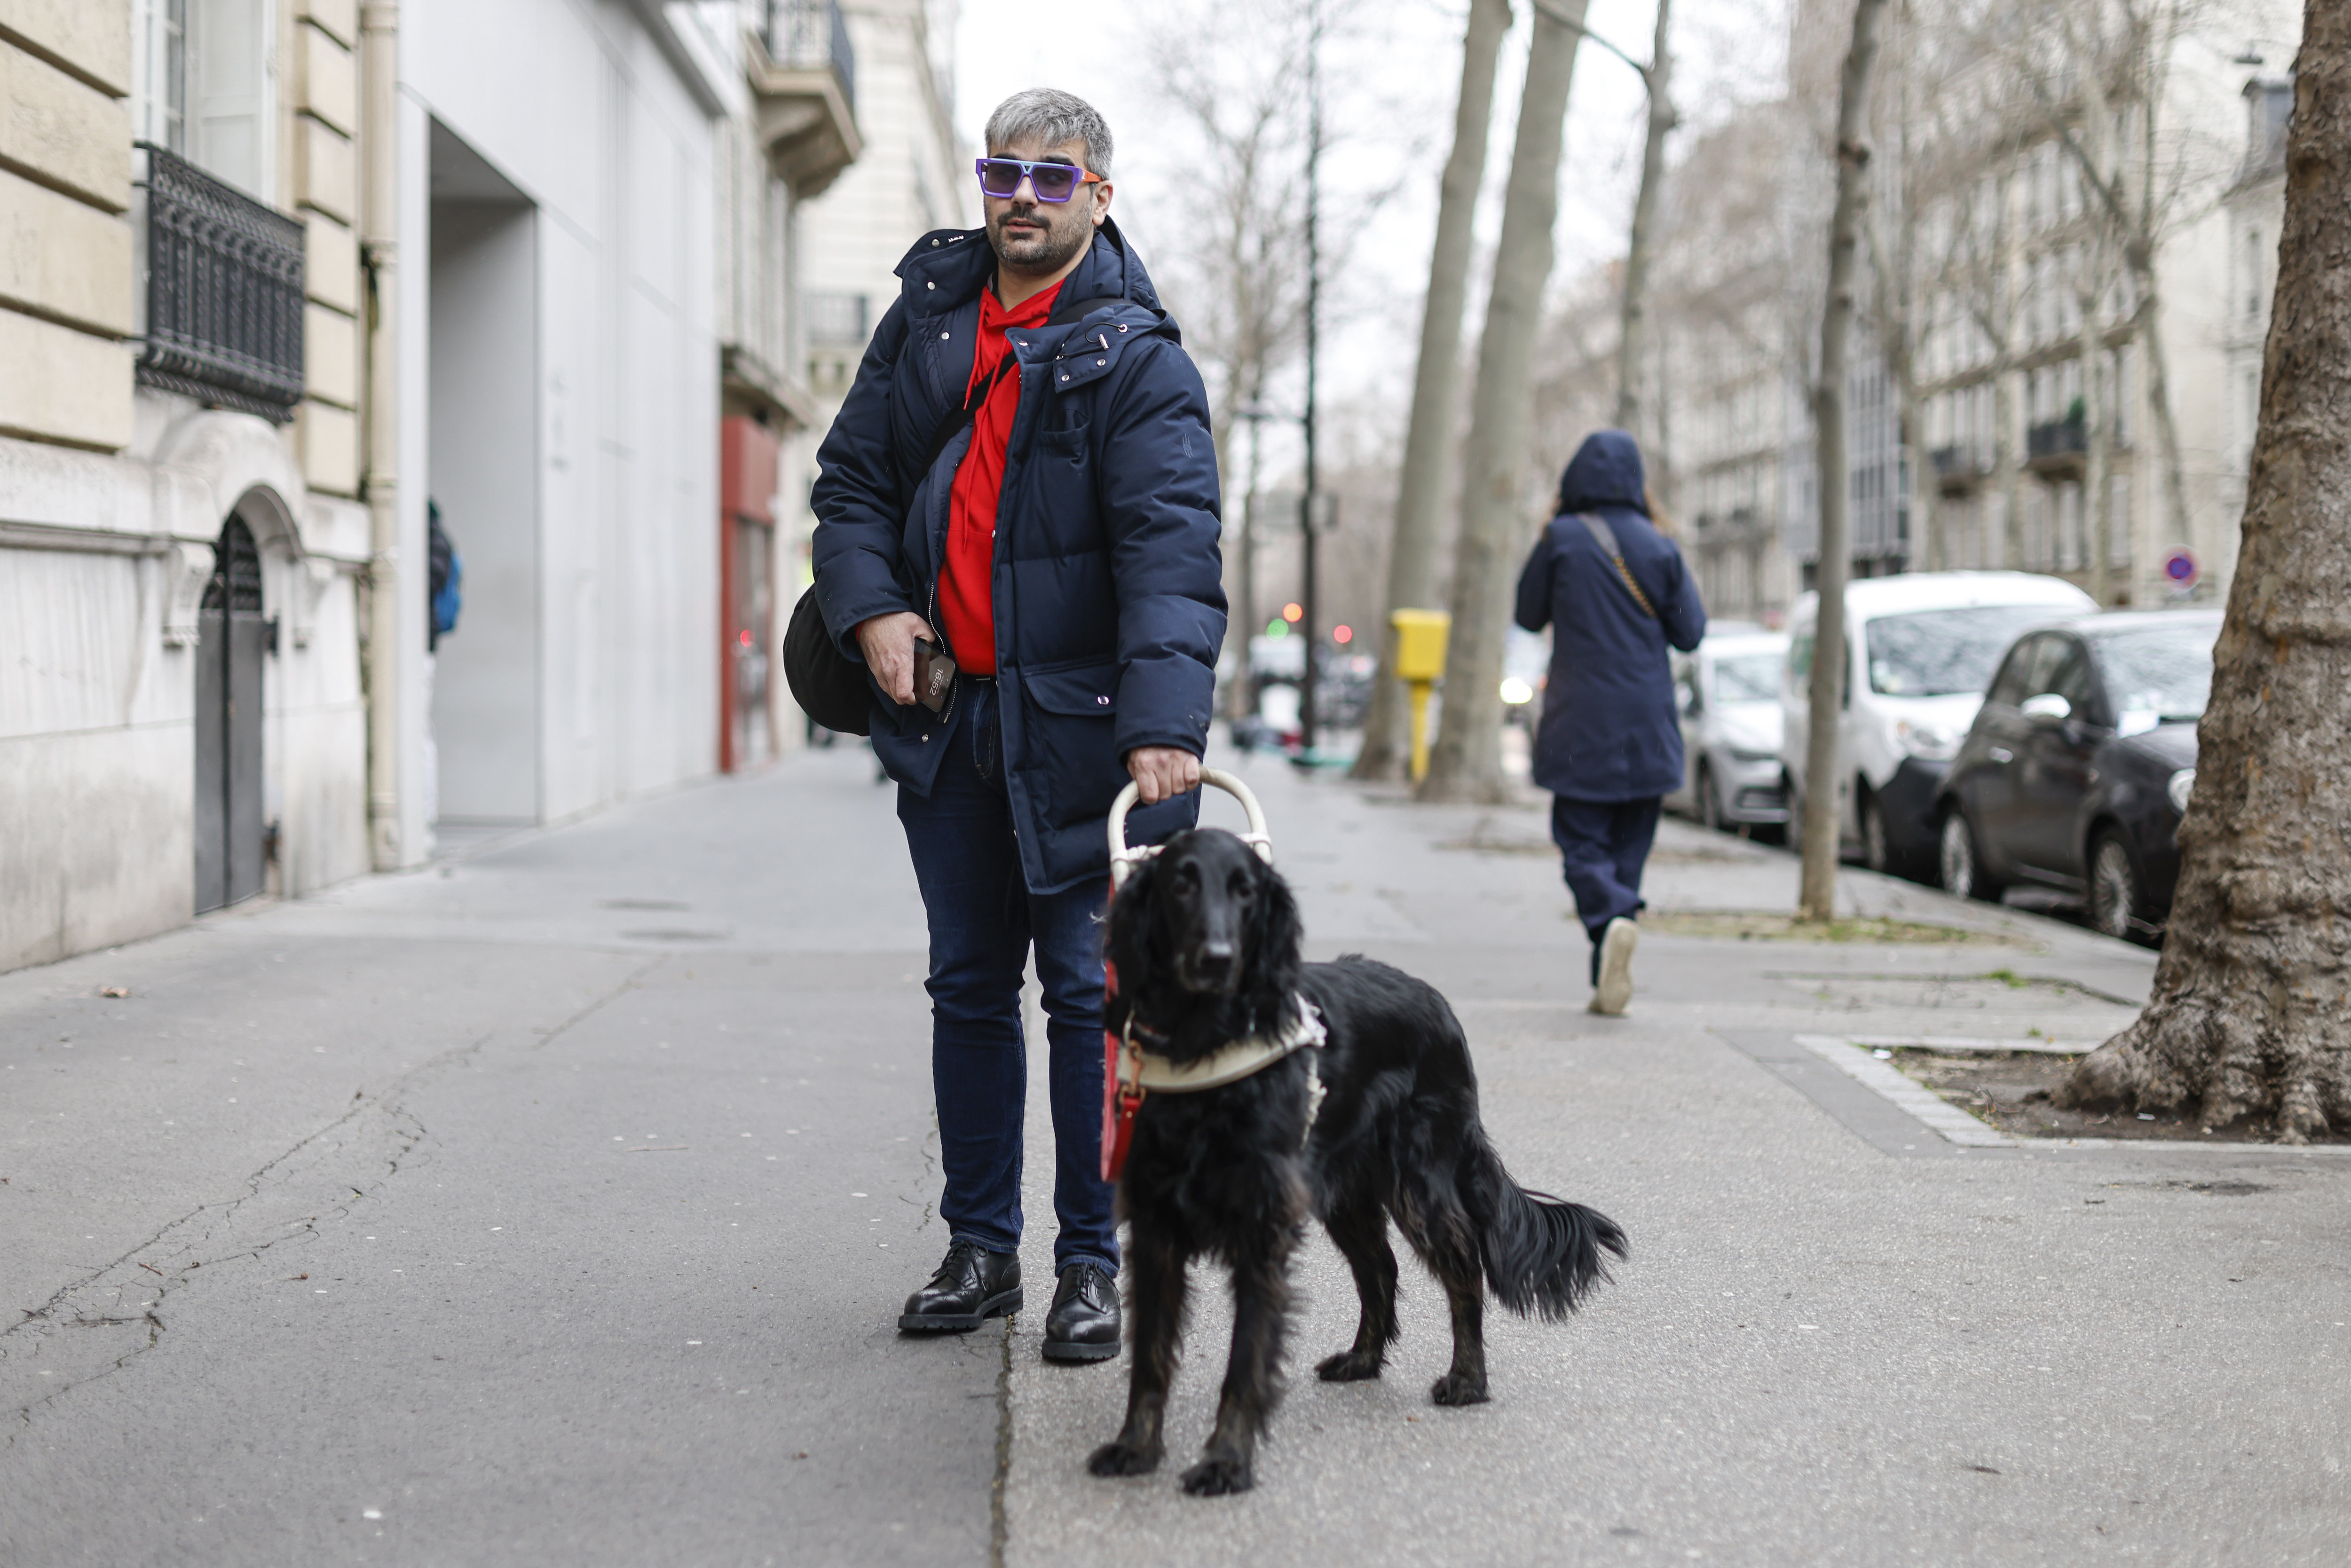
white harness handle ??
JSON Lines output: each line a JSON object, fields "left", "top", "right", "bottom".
{"left": 1107, "top": 767, "right": 1272, "bottom": 890}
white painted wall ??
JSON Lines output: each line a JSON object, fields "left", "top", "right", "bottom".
{"left": 429, "top": 191, "right": 541, "bottom": 824}
{"left": 403, "top": 0, "right": 723, "bottom": 834}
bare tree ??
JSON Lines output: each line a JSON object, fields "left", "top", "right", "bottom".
{"left": 1614, "top": 0, "right": 1679, "bottom": 436}
{"left": 1799, "top": 0, "right": 1894, "bottom": 922}
{"left": 1420, "top": 0, "right": 1593, "bottom": 803}
{"left": 1977, "top": 0, "right": 2202, "bottom": 571}
{"left": 1354, "top": 0, "right": 1513, "bottom": 781}
{"left": 2062, "top": 15, "right": 2351, "bottom": 1141}
{"left": 1138, "top": 0, "right": 1408, "bottom": 722}
{"left": 1918, "top": 109, "right": 2030, "bottom": 569}
{"left": 1136, "top": 1, "right": 1311, "bottom": 717}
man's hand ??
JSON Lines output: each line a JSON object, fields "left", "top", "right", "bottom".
{"left": 1125, "top": 746, "right": 1200, "bottom": 805}
{"left": 854, "top": 611, "right": 937, "bottom": 706}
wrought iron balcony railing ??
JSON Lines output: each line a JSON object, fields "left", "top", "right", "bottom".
{"left": 135, "top": 143, "right": 306, "bottom": 423}
{"left": 768, "top": 0, "right": 856, "bottom": 116}
{"left": 1931, "top": 443, "right": 1991, "bottom": 494}
{"left": 2027, "top": 414, "right": 2087, "bottom": 465}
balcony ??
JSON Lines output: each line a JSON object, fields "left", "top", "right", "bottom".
{"left": 1930, "top": 443, "right": 1991, "bottom": 496}
{"left": 752, "top": 0, "right": 861, "bottom": 197}
{"left": 2026, "top": 413, "right": 2086, "bottom": 478}
{"left": 134, "top": 144, "right": 305, "bottom": 423}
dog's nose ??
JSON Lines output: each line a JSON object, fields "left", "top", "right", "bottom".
{"left": 1197, "top": 941, "right": 1234, "bottom": 969}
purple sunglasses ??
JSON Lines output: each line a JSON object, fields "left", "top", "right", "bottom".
{"left": 975, "top": 157, "right": 1104, "bottom": 203}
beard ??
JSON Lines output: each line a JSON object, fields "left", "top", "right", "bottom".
{"left": 989, "top": 204, "right": 1092, "bottom": 275}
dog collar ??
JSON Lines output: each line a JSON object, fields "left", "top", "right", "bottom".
{"left": 1101, "top": 1000, "right": 1328, "bottom": 1182}
{"left": 1128, "top": 1000, "right": 1325, "bottom": 1093}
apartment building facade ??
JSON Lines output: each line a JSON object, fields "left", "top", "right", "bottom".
{"left": 791, "top": 0, "right": 966, "bottom": 539}
{"left": 0, "top": 0, "right": 857, "bottom": 975}
{"left": 1, "top": 0, "right": 376, "bottom": 970}
{"left": 1563, "top": 1, "right": 2293, "bottom": 628}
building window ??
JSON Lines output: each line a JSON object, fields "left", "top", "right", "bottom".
{"left": 130, "top": 0, "right": 276, "bottom": 202}
{"left": 806, "top": 291, "right": 871, "bottom": 347}
{"left": 2246, "top": 229, "right": 2263, "bottom": 320}
{"left": 134, "top": 0, "right": 189, "bottom": 153}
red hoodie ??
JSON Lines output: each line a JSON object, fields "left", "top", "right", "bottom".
{"left": 936, "top": 279, "right": 1062, "bottom": 675}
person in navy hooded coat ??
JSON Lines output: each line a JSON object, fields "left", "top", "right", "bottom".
{"left": 811, "top": 90, "right": 1225, "bottom": 1363}
{"left": 1515, "top": 430, "right": 1705, "bottom": 1015}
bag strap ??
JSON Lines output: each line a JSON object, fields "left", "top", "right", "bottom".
{"left": 1577, "top": 512, "right": 1658, "bottom": 620}
{"left": 916, "top": 292, "right": 1130, "bottom": 474}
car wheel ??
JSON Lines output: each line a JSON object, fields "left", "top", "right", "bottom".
{"left": 2090, "top": 828, "right": 2151, "bottom": 945}
{"left": 1939, "top": 809, "right": 2005, "bottom": 903}
{"left": 1861, "top": 790, "right": 1892, "bottom": 875}
{"left": 1699, "top": 761, "right": 1724, "bottom": 832}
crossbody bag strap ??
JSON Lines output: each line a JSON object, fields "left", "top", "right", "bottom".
{"left": 1577, "top": 512, "right": 1658, "bottom": 620}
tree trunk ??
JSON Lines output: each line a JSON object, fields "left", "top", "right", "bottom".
{"left": 2058, "top": 11, "right": 2191, "bottom": 591}
{"left": 2128, "top": 279, "right": 2194, "bottom": 573}
{"left": 1798, "top": 0, "right": 1891, "bottom": 922}
{"left": 2080, "top": 291, "right": 2110, "bottom": 605}
{"left": 2060, "top": 27, "right": 2351, "bottom": 1142}
{"left": 1614, "top": 0, "right": 1675, "bottom": 434}
{"left": 1867, "top": 206, "right": 1925, "bottom": 573}
{"left": 1996, "top": 361, "right": 2024, "bottom": 567}
{"left": 1354, "top": 0, "right": 1514, "bottom": 781}
{"left": 1420, "top": 0, "right": 1588, "bottom": 803}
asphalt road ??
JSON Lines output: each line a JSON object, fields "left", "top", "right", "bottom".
{"left": 4, "top": 745, "right": 2345, "bottom": 1565}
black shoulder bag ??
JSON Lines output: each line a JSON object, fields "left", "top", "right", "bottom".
{"left": 785, "top": 293, "right": 1128, "bottom": 736}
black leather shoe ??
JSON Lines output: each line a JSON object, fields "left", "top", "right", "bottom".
{"left": 1041, "top": 1262, "right": 1120, "bottom": 1363}
{"left": 898, "top": 1241, "right": 1022, "bottom": 1332}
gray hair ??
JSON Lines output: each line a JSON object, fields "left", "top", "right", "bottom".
{"left": 984, "top": 89, "right": 1113, "bottom": 179}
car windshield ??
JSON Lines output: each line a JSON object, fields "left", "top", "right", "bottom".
{"left": 2092, "top": 622, "right": 2217, "bottom": 722}
{"left": 1864, "top": 605, "right": 2070, "bottom": 696}
{"left": 1712, "top": 653, "right": 1782, "bottom": 704}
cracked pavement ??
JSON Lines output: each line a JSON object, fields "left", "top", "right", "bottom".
{"left": 4, "top": 747, "right": 2348, "bottom": 1565}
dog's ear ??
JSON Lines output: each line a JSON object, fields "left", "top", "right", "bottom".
{"left": 1243, "top": 855, "right": 1304, "bottom": 1026}
{"left": 1105, "top": 855, "right": 1167, "bottom": 1019}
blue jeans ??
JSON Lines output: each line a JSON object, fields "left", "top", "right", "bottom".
{"left": 896, "top": 681, "right": 1117, "bottom": 1277}
{"left": 1550, "top": 796, "right": 1660, "bottom": 981}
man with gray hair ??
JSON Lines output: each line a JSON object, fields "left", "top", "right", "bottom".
{"left": 812, "top": 90, "right": 1226, "bottom": 1362}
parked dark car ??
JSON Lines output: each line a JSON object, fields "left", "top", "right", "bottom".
{"left": 1934, "top": 609, "right": 2221, "bottom": 943}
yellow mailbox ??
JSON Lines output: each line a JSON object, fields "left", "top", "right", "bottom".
{"left": 1389, "top": 608, "right": 1452, "bottom": 782}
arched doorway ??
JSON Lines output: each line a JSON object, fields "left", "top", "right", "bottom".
{"left": 194, "top": 513, "right": 268, "bottom": 913}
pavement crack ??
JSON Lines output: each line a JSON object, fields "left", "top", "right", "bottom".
{"left": 988, "top": 1321, "right": 1014, "bottom": 1568}
{"left": 5, "top": 962, "right": 658, "bottom": 1444}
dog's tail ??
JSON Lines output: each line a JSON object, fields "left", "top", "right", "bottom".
{"left": 1468, "top": 1142, "right": 1628, "bottom": 1321}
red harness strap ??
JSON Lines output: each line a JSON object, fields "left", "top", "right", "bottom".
{"left": 1101, "top": 958, "right": 1144, "bottom": 1182}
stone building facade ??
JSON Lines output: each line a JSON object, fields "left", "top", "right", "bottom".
{"left": 0, "top": 0, "right": 859, "bottom": 976}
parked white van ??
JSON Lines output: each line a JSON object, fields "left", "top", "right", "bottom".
{"left": 1781, "top": 572, "right": 2096, "bottom": 876}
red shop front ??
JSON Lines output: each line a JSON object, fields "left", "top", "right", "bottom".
{"left": 719, "top": 416, "right": 781, "bottom": 772}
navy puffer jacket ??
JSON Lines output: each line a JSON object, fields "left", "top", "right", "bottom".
{"left": 811, "top": 218, "right": 1226, "bottom": 892}
{"left": 1514, "top": 431, "right": 1706, "bottom": 801}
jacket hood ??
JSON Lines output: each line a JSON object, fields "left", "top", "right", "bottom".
{"left": 893, "top": 215, "right": 1168, "bottom": 326}
{"left": 1558, "top": 429, "right": 1648, "bottom": 515}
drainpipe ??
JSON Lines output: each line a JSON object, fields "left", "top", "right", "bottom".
{"left": 360, "top": 0, "right": 402, "bottom": 868}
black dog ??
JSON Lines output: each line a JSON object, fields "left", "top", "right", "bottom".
{"left": 1088, "top": 827, "right": 1628, "bottom": 1496}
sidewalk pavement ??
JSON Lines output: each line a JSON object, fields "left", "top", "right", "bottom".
{"left": 4, "top": 744, "right": 2345, "bottom": 1566}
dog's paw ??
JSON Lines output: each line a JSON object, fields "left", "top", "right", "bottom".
{"left": 1315, "top": 1348, "right": 1384, "bottom": 1382}
{"left": 1179, "top": 1456, "right": 1254, "bottom": 1496}
{"left": 1430, "top": 1371, "right": 1490, "bottom": 1407}
{"left": 1086, "top": 1441, "right": 1161, "bottom": 1478}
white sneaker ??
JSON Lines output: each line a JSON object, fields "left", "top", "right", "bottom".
{"left": 1589, "top": 917, "right": 1638, "bottom": 1016}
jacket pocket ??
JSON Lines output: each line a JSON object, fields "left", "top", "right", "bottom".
{"left": 1018, "top": 662, "right": 1126, "bottom": 828}
{"left": 1022, "top": 661, "right": 1120, "bottom": 715}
